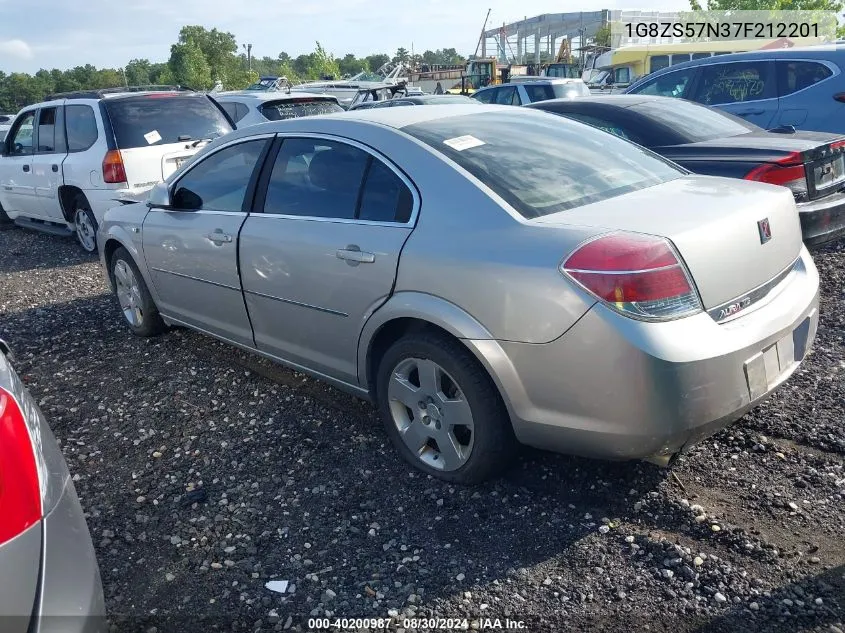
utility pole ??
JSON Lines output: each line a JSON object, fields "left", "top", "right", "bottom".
{"left": 243, "top": 43, "right": 253, "bottom": 71}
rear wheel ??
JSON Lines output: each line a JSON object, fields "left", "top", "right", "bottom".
{"left": 73, "top": 196, "right": 97, "bottom": 253}
{"left": 376, "top": 330, "right": 517, "bottom": 484}
{"left": 110, "top": 247, "right": 165, "bottom": 337}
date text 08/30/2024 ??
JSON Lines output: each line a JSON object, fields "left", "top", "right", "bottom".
{"left": 306, "top": 617, "right": 528, "bottom": 630}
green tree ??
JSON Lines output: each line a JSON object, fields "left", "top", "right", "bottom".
{"left": 339, "top": 53, "right": 368, "bottom": 76}
{"left": 305, "top": 42, "right": 340, "bottom": 79}
{"left": 365, "top": 54, "right": 390, "bottom": 72}
{"left": 125, "top": 59, "right": 151, "bottom": 85}
{"left": 393, "top": 47, "right": 410, "bottom": 64}
{"left": 177, "top": 25, "right": 238, "bottom": 82}
{"left": 594, "top": 24, "right": 611, "bottom": 47}
{"left": 690, "top": 0, "right": 841, "bottom": 8}
{"left": 168, "top": 39, "right": 213, "bottom": 89}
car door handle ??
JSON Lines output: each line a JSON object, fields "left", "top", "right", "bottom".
{"left": 205, "top": 230, "right": 232, "bottom": 244}
{"left": 51, "top": 164, "right": 58, "bottom": 172}
{"left": 22, "top": 165, "right": 29, "bottom": 172}
{"left": 336, "top": 246, "right": 375, "bottom": 263}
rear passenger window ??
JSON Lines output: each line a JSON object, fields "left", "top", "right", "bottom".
{"left": 525, "top": 85, "right": 554, "bottom": 102}
{"left": 264, "top": 138, "right": 369, "bottom": 219}
{"left": 65, "top": 105, "right": 98, "bottom": 151}
{"left": 472, "top": 89, "right": 495, "bottom": 104}
{"left": 694, "top": 61, "right": 773, "bottom": 105}
{"left": 219, "top": 101, "right": 239, "bottom": 122}
{"left": 36, "top": 107, "right": 57, "bottom": 152}
{"left": 495, "top": 86, "right": 518, "bottom": 105}
{"left": 777, "top": 61, "right": 833, "bottom": 96}
{"left": 630, "top": 69, "right": 695, "bottom": 98}
{"left": 358, "top": 160, "right": 413, "bottom": 223}
{"left": 171, "top": 139, "right": 268, "bottom": 211}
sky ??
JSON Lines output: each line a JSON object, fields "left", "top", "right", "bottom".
{"left": 0, "top": 0, "right": 690, "bottom": 74}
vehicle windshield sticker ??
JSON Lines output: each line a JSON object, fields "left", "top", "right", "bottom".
{"left": 144, "top": 130, "right": 162, "bottom": 145}
{"left": 443, "top": 135, "right": 486, "bottom": 151}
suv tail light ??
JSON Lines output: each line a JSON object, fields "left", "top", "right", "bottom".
{"left": 102, "top": 150, "right": 127, "bottom": 184}
{"left": 561, "top": 232, "right": 702, "bottom": 321}
{"left": 0, "top": 388, "right": 42, "bottom": 546}
{"left": 744, "top": 151, "right": 808, "bottom": 199}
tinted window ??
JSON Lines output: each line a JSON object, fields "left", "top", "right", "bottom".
{"left": 495, "top": 86, "right": 518, "bottom": 105}
{"left": 264, "top": 138, "right": 368, "bottom": 219}
{"left": 36, "top": 107, "right": 57, "bottom": 152}
{"left": 404, "top": 110, "right": 682, "bottom": 219}
{"left": 691, "top": 53, "right": 712, "bottom": 60}
{"left": 219, "top": 101, "right": 239, "bottom": 121}
{"left": 552, "top": 82, "right": 591, "bottom": 98}
{"left": 628, "top": 99, "right": 757, "bottom": 143}
{"left": 472, "top": 88, "right": 495, "bottom": 104}
{"left": 235, "top": 103, "right": 250, "bottom": 121}
{"left": 8, "top": 112, "right": 35, "bottom": 155}
{"left": 105, "top": 95, "right": 233, "bottom": 149}
{"left": 631, "top": 69, "right": 695, "bottom": 98}
{"left": 650, "top": 56, "right": 670, "bottom": 73}
{"left": 171, "top": 139, "right": 268, "bottom": 211}
{"left": 65, "top": 104, "right": 98, "bottom": 151}
{"left": 561, "top": 112, "right": 635, "bottom": 142}
{"left": 614, "top": 67, "right": 631, "bottom": 83}
{"left": 777, "top": 61, "right": 833, "bottom": 96}
{"left": 694, "top": 61, "right": 772, "bottom": 105}
{"left": 524, "top": 84, "right": 555, "bottom": 102}
{"left": 670, "top": 54, "right": 691, "bottom": 66}
{"left": 260, "top": 99, "right": 344, "bottom": 120}
{"left": 358, "top": 160, "right": 413, "bottom": 223}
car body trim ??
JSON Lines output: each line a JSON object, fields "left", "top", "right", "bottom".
{"left": 707, "top": 255, "right": 801, "bottom": 323}
{"left": 150, "top": 267, "right": 241, "bottom": 292}
{"left": 243, "top": 289, "right": 349, "bottom": 317}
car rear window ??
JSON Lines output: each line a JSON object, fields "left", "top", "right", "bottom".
{"left": 260, "top": 99, "right": 344, "bottom": 121}
{"left": 403, "top": 110, "right": 682, "bottom": 219}
{"left": 628, "top": 98, "right": 757, "bottom": 142}
{"left": 105, "top": 94, "right": 233, "bottom": 149}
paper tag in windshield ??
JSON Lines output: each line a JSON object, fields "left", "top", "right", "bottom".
{"left": 443, "top": 135, "right": 485, "bottom": 151}
{"left": 144, "top": 130, "right": 162, "bottom": 145}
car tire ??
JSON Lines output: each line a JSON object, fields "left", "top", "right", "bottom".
{"left": 73, "top": 196, "right": 98, "bottom": 253}
{"left": 110, "top": 247, "right": 165, "bottom": 337}
{"left": 376, "top": 330, "right": 517, "bottom": 484}
{"left": 0, "top": 202, "right": 13, "bottom": 230}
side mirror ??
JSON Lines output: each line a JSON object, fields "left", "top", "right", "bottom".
{"left": 0, "top": 338, "right": 12, "bottom": 361}
{"left": 146, "top": 182, "right": 172, "bottom": 209}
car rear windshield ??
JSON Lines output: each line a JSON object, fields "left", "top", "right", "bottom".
{"left": 260, "top": 99, "right": 344, "bottom": 121}
{"left": 628, "top": 98, "right": 757, "bottom": 143}
{"left": 105, "top": 94, "right": 233, "bottom": 149}
{"left": 403, "top": 110, "right": 682, "bottom": 218}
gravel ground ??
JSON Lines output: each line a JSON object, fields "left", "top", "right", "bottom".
{"left": 0, "top": 227, "right": 842, "bottom": 633}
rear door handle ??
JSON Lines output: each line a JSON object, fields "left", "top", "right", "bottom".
{"left": 51, "top": 164, "right": 58, "bottom": 172}
{"left": 206, "top": 230, "right": 232, "bottom": 244}
{"left": 336, "top": 246, "right": 375, "bottom": 264}
{"left": 22, "top": 165, "right": 29, "bottom": 172}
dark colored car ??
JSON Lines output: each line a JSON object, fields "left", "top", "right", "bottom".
{"left": 348, "top": 94, "right": 476, "bottom": 110}
{"left": 529, "top": 95, "right": 845, "bottom": 245}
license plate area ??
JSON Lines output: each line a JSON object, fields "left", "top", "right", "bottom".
{"left": 809, "top": 154, "right": 845, "bottom": 197}
{"left": 743, "top": 316, "right": 812, "bottom": 401}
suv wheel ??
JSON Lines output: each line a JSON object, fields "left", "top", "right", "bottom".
{"left": 73, "top": 197, "right": 98, "bottom": 253}
{"left": 376, "top": 330, "right": 517, "bottom": 484}
{"left": 110, "top": 247, "right": 165, "bottom": 337}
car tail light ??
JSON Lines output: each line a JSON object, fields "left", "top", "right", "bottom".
{"left": 0, "top": 388, "right": 42, "bottom": 546}
{"left": 833, "top": 93, "right": 845, "bottom": 103}
{"left": 744, "top": 151, "right": 808, "bottom": 198}
{"left": 561, "top": 232, "right": 702, "bottom": 321}
{"left": 102, "top": 150, "right": 127, "bottom": 184}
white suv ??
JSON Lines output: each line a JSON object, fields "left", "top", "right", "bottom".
{"left": 212, "top": 91, "right": 343, "bottom": 128}
{"left": 0, "top": 87, "right": 234, "bottom": 251}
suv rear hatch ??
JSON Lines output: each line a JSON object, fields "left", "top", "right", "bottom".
{"left": 260, "top": 97, "right": 344, "bottom": 121}
{"left": 103, "top": 93, "right": 233, "bottom": 190}
{"left": 535, "top": 175, "right": 804, "bottom": 311}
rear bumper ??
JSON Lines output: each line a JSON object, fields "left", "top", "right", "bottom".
{"left": 35, "top": 478, "right": 106, "bottom": 633}
{"left": 472, "top": 247, "right": 820, "bottom": 461}
{"left": 798, "top": 190, "right": 845, "bottom": 246}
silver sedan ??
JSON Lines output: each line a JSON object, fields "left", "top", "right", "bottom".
{"left": 98, "top": 105, "right": 820, "bottom": 483}
{"left": 0, "top": 339, "right": 106, "bottom": 632}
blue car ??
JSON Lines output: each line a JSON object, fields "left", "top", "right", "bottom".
{"left": 625, "top": 45, "right": 845, "bottom": 134}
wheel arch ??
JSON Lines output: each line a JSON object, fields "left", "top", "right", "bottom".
{"left": 58, "top": 185, "right": 87, "bottom": 223}
{"left": 100, "top": 231, "right": 155, "bottom": 300}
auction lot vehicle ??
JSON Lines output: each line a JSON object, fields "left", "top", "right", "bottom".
{"left": 212, "top": 91, "right": 344, "bottom": 127}
{"left": 98, "top": 105, "right": 819, "bottom": 483}
{"left": 0, "top": 87, "right": 234, "bottom": 252}
{"left": 0, "top": 339, "right": 106, "bottom": 633}
{"left": 530, "top": 95, "right": 845, "bottom": 245}
{"left": 348, "top": 94, "right": 478, "bottom": 110}
{"left": 471, "top": 78, "right": 590, "bottom": 106}
{"left": 625, "top": 46, "right": 845, "bottom": 134}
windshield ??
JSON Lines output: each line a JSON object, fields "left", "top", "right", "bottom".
{"left": 261, "top": 100, "right": 344, "bottom": 120}
{"left": 350, "top": 71, "right": 384, "bottom": 82}
{"left": 105, "top": 95, "right": 233, "bottom": 149}
{"left": 403, "top": 110, "right": 682, "bottom": 219}
{"left": 629, "top": 98, "right": 757, "bottom": 142}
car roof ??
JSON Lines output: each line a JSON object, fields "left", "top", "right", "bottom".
{"left": 630, "top": 43, "right": 845, "bottom": 86}
{"left": 529, "top": 94, "right": 663, "bottom": 108}
{"left": 213, "top": 91, "right": 336, "bottom": 102}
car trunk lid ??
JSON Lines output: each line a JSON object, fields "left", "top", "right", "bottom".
{"left": 534, "top": 175, "right": 803, "bottom": 310}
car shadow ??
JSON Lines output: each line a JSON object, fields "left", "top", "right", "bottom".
{"left": 0, "top": 226, "right": 96, "bottom": 275}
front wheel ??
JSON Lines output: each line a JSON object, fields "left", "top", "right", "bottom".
{"left": 73, "top": 197, "right": 98, "bottom": 253}
{"left": 376, "top": 330, "right": 517, "bottom": 484}
{"left": 110, "top": 247, "right": 165, "bottom": 337}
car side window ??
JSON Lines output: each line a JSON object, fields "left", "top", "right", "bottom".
{"left": 777, "top": 61, "right": 832, "bottom": 96}
{"left": 235, "top": 103, "right": 250, "bottom": 121}
{"left": 358, "top": 159, "right": 414, "bottom": 223}
{"left": 693, "top": 61, "right": 773, "bottom": 105}
{"left": 495, "top": 86, "right": 517, "bottom": 105}
{"left": 630, "top": 69, "right": 695, "bottom": 98}
{"left": 563, "top": 112, "right": 635, "bottom": 142}
{"left": 650, "top": 55, "right": 670, "bottom": 73}
{"left": 264, "top": 138, "right": 369, "bottom": 219}
{"left": 219, "top": 101, "right": 239, "bottom": 121}
{"left": 472, "top": 88, "right": 495, "bottom": 104}
{"left": 525, "top": 84, "right": 553, "bottom": 102}
{"left": 8, "top": 111, "right": 36, "bottom": 155}
{"left": 36, "top": 106, "right": 66, "bottom": 153}
{"left": 171, "top": 139, "right": 269, "bottom": 212}
{"left": 65, "top": 105, "right": 98, "bottom": 152}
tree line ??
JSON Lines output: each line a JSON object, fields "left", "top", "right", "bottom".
{"left": 0, "top": 25, "right": 467, "bottom": 113}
